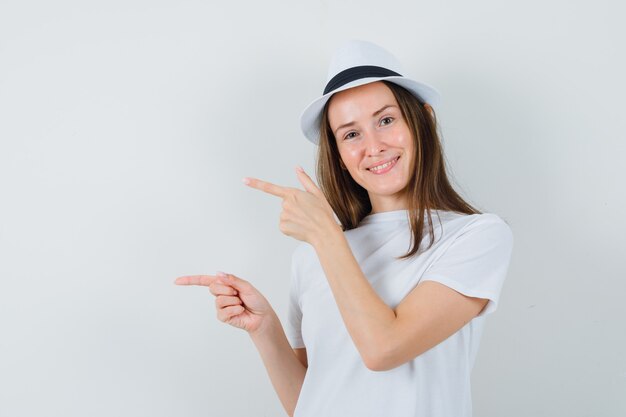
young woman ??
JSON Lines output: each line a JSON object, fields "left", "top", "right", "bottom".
{"left": 175, "top": 40, "right": 514, "bottom": 417}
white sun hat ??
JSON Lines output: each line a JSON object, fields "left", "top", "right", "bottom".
{"left": 299, "top": 39, "right": 442, "bottom": 145}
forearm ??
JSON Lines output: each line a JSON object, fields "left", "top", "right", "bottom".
{"left": 312, "top": 226, "right": 397, "bottom": 368}
{"left": 249, "top": 311, "right": 306, "bottom": 417}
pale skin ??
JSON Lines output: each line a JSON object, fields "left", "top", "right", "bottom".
{"left": 174, "top": 81, "right": 489, "bottom": 416}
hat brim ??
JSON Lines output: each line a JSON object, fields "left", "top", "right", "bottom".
{"left": 299, "top": 76, "right": 442, "bottom": 145}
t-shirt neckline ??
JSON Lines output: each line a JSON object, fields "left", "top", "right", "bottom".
{"left": 360, "top": 209, "right": 451, "bottom": 225}
{"left": 359, "top": 209, "right": 409, "bottom": 225}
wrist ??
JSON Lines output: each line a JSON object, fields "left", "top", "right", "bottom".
{"left": 248, "top": 310, "right": 280, "bottom": 341}
{"left": 311, "top": 219, "right": 344, "bottom": 249}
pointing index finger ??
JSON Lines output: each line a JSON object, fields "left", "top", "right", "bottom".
{"left": 243, "top": 177, "right": 289, "bottom": 198}
{"left": 174, "top": 275, "right": 218, "bottom": 287}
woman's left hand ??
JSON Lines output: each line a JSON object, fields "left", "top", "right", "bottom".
{"left": 242, "top": 166, "right": 340, "bottom": 245}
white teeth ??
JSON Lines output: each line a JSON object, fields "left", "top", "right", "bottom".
{"left": 369, "top": 157, "right": 398, "bottom": 172}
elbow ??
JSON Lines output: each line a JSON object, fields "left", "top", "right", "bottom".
{"left": 364, "top": 357, "right": 385, "bottom": 372}
{"left": 362, "top": 345, "right": 395, "bottom": 372}
{"left": 362, "top": 320, "right": 410, "bottom": 372}
{"left": 363, "top": 355, "right": 394, "bottom": 372}
{"left": 363, "top": 341, "right": 411, "bottom": 372}
{"left": 364, "top": 354, "right": 394, "bottom": 372}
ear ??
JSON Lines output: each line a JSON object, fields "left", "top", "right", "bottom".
{"left": 423, "top": 103, "right": 434, "bottom": 118}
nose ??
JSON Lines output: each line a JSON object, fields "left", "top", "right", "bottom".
{"left": 363, "top": 128, "right": 387, "bottom": 156}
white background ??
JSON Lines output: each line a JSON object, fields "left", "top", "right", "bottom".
{"left": 1, "top": 1, "right": 624, "bottom": 416}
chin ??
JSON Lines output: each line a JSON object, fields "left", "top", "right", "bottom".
{"left": 367, "top": 185, "right": 409, "bottom": 197}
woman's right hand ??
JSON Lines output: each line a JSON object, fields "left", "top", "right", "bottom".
{"left": 175, "top": 272, "right": 275, "bottom": 335}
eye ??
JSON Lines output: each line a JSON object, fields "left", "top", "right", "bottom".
{"left": 343, "top": 131, "right": 358, "bottom": 140}
{"left": 380, "top": 116, "right": 394, "bottom": 126}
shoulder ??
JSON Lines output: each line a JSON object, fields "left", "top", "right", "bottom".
{"left": 469, "top": 212, "right": 513, "bottom": 233}
{"left": 456, "top": 212, "right": 514, "bottom": 247}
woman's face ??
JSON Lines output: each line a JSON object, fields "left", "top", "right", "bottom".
{"left": 327, "top": 81, "right": 416, "bottom": 213}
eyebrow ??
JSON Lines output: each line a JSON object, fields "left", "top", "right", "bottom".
{"left": 333, "top": 104, "right": 398, "bottom": 136}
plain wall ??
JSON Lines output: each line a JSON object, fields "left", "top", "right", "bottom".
{"left": 1, "top": 1, "right": 624, "bottom": 416}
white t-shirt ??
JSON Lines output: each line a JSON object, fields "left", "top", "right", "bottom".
{"left": 284, "top": 209, "right": 514, "bottom": 417}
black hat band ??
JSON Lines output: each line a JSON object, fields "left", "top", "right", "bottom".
{"left": 323, "top": 65, "right": 402, "bottom": 95}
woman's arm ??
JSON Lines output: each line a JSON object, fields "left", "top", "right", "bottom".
{"left": 239, "top": 172, "right": 500, "bottom": 372}
{"left": 293, "top": 347, "right": 308, "bottom": 368}
{"left": 249, "top": 311, "right": 306, "bottom": 417}
{"left": 311, "top": 226, "right": 490, "bottom": 372}
{"left": 175, "top": 273, "right": 306, "bottom": 416}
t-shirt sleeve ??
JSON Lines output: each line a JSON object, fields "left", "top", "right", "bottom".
{"left": 420, "top": 214, "right": 514, "bottom": 317}
{"left": 285, "top": 248, "right": 305, "bottom": 349}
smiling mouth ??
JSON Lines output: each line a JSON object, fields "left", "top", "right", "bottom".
{"left": 367, "top": 156, "right": 400, "bottom": 173}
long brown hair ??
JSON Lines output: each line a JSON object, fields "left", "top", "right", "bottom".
{"left": 315, "top": 80, "right": 482, "bottom": 260}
